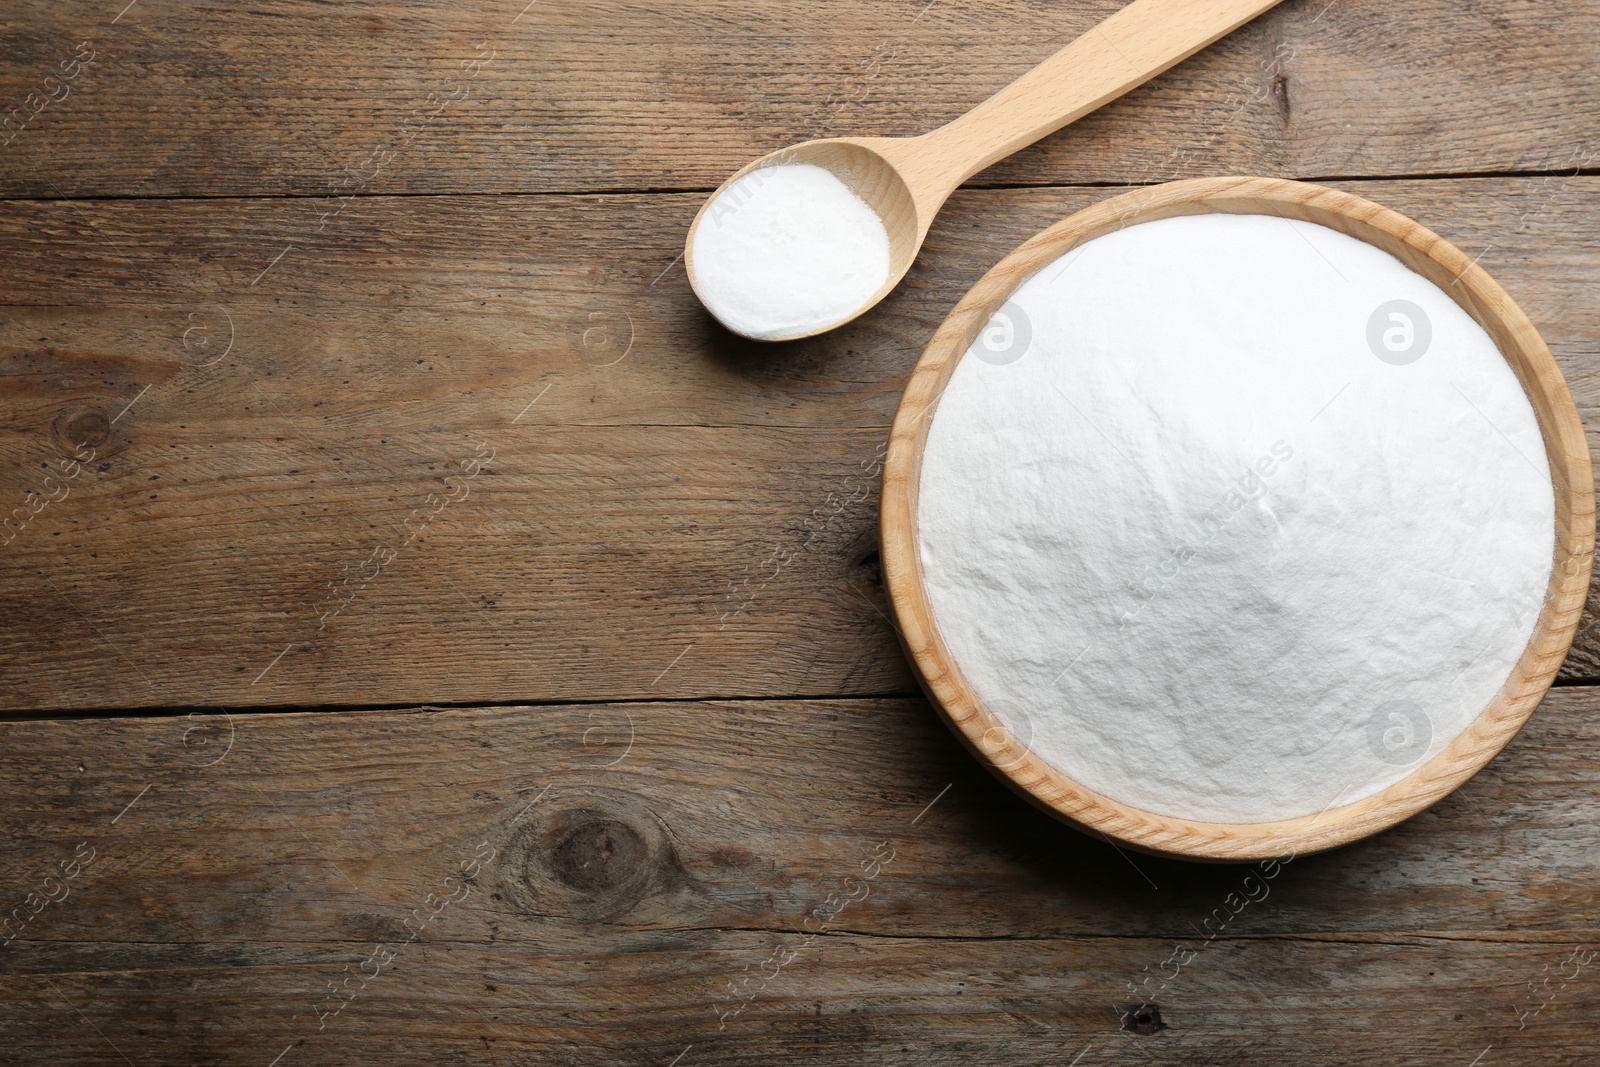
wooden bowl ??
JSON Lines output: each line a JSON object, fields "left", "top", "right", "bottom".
{"left": 880, "top": 176, "right": 1594, "bottom": 862}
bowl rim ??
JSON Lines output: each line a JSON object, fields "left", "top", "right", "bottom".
{"left": 879, "top": 175, "right": 1595, "bottom": 862}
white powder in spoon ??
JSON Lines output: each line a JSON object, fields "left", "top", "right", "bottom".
{"left": 691, "top": 163, "right": 892, "bottom": 340}
{"left": 917, "top": 212, "right": 1554, "bottom": 824}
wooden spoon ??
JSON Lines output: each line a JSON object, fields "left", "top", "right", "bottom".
{"left": 685, "top": 0, "right": 1287, "bottom": 341}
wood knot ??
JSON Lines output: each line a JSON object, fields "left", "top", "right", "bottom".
{"left": 501, "top": 790, "right": 686, "bottom": 923}
{"left": 52, "top": 403, "right": 130, "bottom": 465}
{"left": 550, "top": 816, "right": 647, "bottom": 893}
{"left": 1271, "top": 72, "right": 1291, "bottom": 128}
{"left": 53, "top": 406, "right": 112, "bottom": 457}
{"left": 1120, "top": 1004, "right": 1167, "bottom": 1035}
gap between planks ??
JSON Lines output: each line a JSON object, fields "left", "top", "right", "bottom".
{"left": 2, "top": 166, "right": 1599, "bottom": 205}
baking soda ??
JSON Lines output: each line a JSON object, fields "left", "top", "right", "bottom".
{"left": 691, "top": 163, "right": 891, "bottom": 340}
{"left": 916, "top": 212, "right": 1554, "bottom": 823}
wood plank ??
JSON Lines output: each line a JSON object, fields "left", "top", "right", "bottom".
{"left": 0, "top": 690, "right": 1597, "bottom": 1062}
{"left": 5, "top": 936, "right": 1597, "bottom": 1065}
{"left": 0, "top": 0, "right": 1596, "bottom": 200}
{"left": 1, "top": 177, "right": 1598, "bottom": 710}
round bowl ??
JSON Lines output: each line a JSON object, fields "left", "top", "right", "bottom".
{"left": 880, "top": 175, "right": 1594, "bottom": 861}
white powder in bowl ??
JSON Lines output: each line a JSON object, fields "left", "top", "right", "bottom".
{"left": 916, "top": 212, "right": 1554, "bottom": 824}
{"left": 691, "top": 163, "right": 892, "bottom": 340}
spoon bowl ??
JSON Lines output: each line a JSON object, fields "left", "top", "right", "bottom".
{"left": 684, "top": 137, "right": 925, "bottom": 342}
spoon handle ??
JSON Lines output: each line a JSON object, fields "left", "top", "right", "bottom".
{"left": 914, "top": 0, "right": 1285, "bottom": 191}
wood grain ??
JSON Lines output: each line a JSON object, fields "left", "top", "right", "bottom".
{"left": 909, "top": 0, "right": 1289, "bottom": 187}
{"left": 2, "top": 178, "right": 1600, "bottom": 711}
{"left": 0, "top": 0, "right": 1596, "bottom": 200}
{"left": 0, "top": 692, "right": 1597, "bottom": 1063}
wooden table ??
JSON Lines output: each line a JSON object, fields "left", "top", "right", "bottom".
{"left": 2, "top": 1, "right": 1598, "bottom": 1063}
